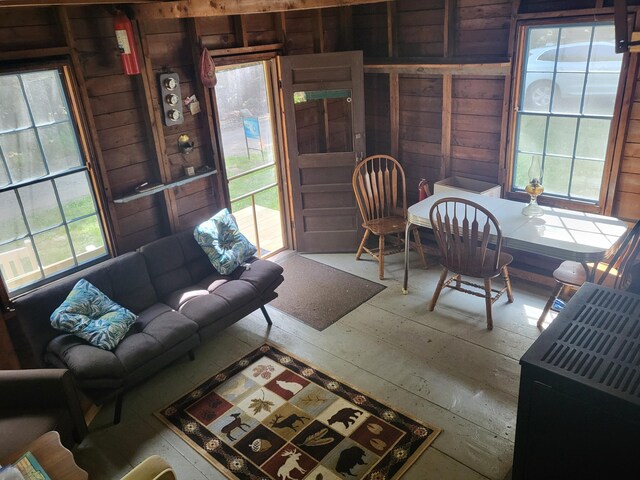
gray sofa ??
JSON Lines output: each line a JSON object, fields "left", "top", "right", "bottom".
{"left": 12, "top": 230, "right": 284, "bottom": 422}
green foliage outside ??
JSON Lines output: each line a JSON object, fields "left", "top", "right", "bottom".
{"left": 0, "top": 195, "right": 104, "bottom": 277}
{"left": 515, "top": 114, "right": 610, "bottom": 201}
{"left": 225, "top": 153, "right": 280, "bottom": 213}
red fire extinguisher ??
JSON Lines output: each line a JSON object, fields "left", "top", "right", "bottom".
{"left": 113, "top": 10, "right": 140, "bottom": 75}
{"left": 418, "top": 178, "right": 431, "bottom": 201}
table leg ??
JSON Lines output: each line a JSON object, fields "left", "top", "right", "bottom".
{"left": 403, "top": 221, "right": 411, "bottom": 294}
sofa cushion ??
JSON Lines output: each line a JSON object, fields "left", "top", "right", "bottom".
{"left": 163, "top": 287, "right": 210, "bottom": 311}
{"left": 194, "top": 208, "right": 257, "bottom": 275}
{"left": 51, "top": 279, "right": 137, "bottom": 350}
{"left": 46, "top": 304, "right": 197, "bottom": 390}
{"left": 138, "top": 235, "right": 193, "bottom": 299}
{"left": 174, "top": 230, "right": 216, "bottom": 283}
{"left": 14, "top": 252, "right": 156, "bottom": 368}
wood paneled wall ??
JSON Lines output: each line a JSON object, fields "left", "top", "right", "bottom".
{"left": 67, "top": 6, "right": 171, "bottom": 253}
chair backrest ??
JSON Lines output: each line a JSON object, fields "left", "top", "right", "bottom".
{"left": 352, "top": 155, "right": 407, "bottom": 224}
{"left": 595, "top": 220, "right": 640, "bottom": 290}
{"left": 429, "top": 197, "right": 504, "bottom": 277}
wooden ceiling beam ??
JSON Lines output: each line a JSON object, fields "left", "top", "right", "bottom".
{"left": 133, "top": 0, "right": 390, "bottom": 19}
{"left": 0, "top": 0, "right": 157, "bottom": 6}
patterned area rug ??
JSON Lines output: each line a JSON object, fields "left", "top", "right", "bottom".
{"left": 156, "top": 344, "right": 441, "bottom": 479}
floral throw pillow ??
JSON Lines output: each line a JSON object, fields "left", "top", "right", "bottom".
{"left": 194, "top": 208, "right": 257, "bottom": 275}
{"left": 50, "top": 279, "right": 137, "bottom": 350}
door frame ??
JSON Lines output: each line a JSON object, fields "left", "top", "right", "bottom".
{"left": 210, "top": 53, "right": 293, "bottom": 256}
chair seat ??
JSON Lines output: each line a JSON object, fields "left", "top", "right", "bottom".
{"left": 447, "top": 251, "right": 513, "bottom": 278}
{"left": 363, "top": 216, "right": 406, "bottom": 235}
{"left": 553, "top": 261, "right": 589, "bottom": 287}
{"left": 553, "top": 261, "right": 620, "bottom": 288}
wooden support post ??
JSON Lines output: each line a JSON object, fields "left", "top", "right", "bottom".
{"left": 441, "top": 73, "right": 452, "bottom": 180}
{"left": 444, "top": 0, "right": 457, "bottom": 58}
{"left": 338, "top": 7, "right": 353, "bottom": 51}
{"left": 234, "top": 15, "right": 249, "bottom": 47}
{"left": 313, "top": 9, "right": 324, "bottom": 54}
{"left": 189, "top": 18, "right": 230, "bottom": 210}
{"left": 603, "top": 13, "right": 640, "bottom": 215}
{"left": 136, "top": 19, "right": 180, "bottom": 233}
{"left": 390, "top": 72, "right": 399, "bottom": 159}
{"left": 276, "top": 12, "right": 287, "bottom": 52}
{"left": 386, "top": 1, "right": 397, "bottom": 58}
{"left": 57, "top": 8, "right": 120, "bottom": 254}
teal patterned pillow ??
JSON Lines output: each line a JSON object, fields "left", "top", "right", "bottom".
{"left": 194, "top": 208, "right": 257, "bottom": 275}
{"left": 50, "top": 279, "right": 137, "bottom": 350}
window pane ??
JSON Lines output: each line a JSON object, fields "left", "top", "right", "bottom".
{"left": 513, "top": 153, "right": 535, "bottom": 189}
{"left": 583, "top": 73, "right": 619, "bottom": 116}
{"left": 513, "top": 22, "right": 621, "bottom": 204}
{"left": 546, "top": 117, "right": 577, "bottom": 157}
{"left": 33, "top": 226, "right": 74, "bottom": 276}
{"left": 21, "top": 70, "right": 69, "bottom": 126}
{"left": 55, "top": 172, "right": 96, "bottom": 220}
{"left": 0, "top": 76, "right": 31, "bottom": 133}
{"left": 575, "top": 118, "right": 610, "bottom": 159}
{"left": 0, "top": 129, "right": 47, "bottom": 183}
{"left": 68, "top": 216, "right": 106, "bottom": 263}
{"left": 523, "top": 72, "right": 552, "bottom": 112}
{"left": 0, "top": 154, "right": 10, "bottom": 187}
{"left": 517, "top": 114, "right": 546, "bottom": 153}
{"left": 558, "top": 25, "right": 592, "bottom": 68}
{"left": 571, "top": 158, "right": 605, "bottom": 201}
{"left": 0, "top": 68, "right": 109, "bottom": 295}
{"left": 0, "top": 191, "right": 27, "bottom": 243}
{"left": 551, "top": 72, "right": 585, "bottom": 114}
{"left": 542, "top": 155, "right": 571, "bottom": 196}
{"left": 0, "top": 239, "right": 42, "bottom": 291}
{"left": 19, "top": 182, "right": 63, "bottom": 233}
{"left": 39, "top": 122, "right": 82, "bottom": 173}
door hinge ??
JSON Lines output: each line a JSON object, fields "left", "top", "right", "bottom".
{"left": 278, "top": 79, "right": 283, "bottom": 89}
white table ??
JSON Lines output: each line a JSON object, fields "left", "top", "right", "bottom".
{"left": 403, "top": 191, "right": 629, "bottom": 293}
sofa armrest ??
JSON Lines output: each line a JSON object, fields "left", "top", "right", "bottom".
{"left": 0, "top": 369, "right": 88, "bottom": 441}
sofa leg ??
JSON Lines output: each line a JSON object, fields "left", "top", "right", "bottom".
{"left": 188, "top": 350, "right": 195, "bottom": 361}
{"left": 260, "top": 305, "right": 272, "bottom": 326}
{"left": 114, "top": 391, "right": 124, "bottom": 425}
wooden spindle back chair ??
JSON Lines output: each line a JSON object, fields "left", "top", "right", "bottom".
{"left": 428, "top": 197, "right": 514, "bottom": 330}
{"left": 538, "top": 219, "right": 640, "bottom": 328}
{"left": 352, "top": 155, "right": 427, "bottom": 279}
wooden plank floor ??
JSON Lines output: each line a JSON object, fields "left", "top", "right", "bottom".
{"left": 73, "top": 251, "right": 550, "bottom": 479}
{"left": 233, "top": 205, "right": 285, "bottom": 255}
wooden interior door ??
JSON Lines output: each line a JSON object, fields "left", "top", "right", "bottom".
{"left": 278, "top": 51, "right": 365, "bottom": 253}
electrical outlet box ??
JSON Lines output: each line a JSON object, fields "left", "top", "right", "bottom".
{"left": 159, "top": 72, "right": 183, "bottom": 126}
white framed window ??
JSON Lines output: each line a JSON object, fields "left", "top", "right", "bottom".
{"left": 0, "top": 66, "right": 108, "bottom": 295}
{"left": 512, "top": 22, "right": 623, "bottom": 204}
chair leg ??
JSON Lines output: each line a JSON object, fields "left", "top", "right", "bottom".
{"left": 378, "top": 234, "right": 385, "bottom": 280}
{"left": 411, "top": 227, "right": 428, "bottom": 269}
{"left": 537, "top": 281, "right": 563, "bottom": 329}
{"left": 502, "top": 266, "right": 514, "bottom": 303}
{"left": 428, "top": 268, "right": 449, "bottom": 311}
{"left": 455, "top": 274, "right": 461, "bottom": 289}
{"left": 356, "top": 229, "right": 370, "bottom": 260}
{"left": 484, "top": 278, "right": 493, "bottom": 330}
{"left": 260, "top": 305, "right": 273, "bottom": 326}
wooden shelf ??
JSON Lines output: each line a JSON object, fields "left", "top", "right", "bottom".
{"left": 113, "top": 168, "right": 216, "bottom": 203}
{"left": 364, "top": 57, "right": 511, "bottom": 76}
